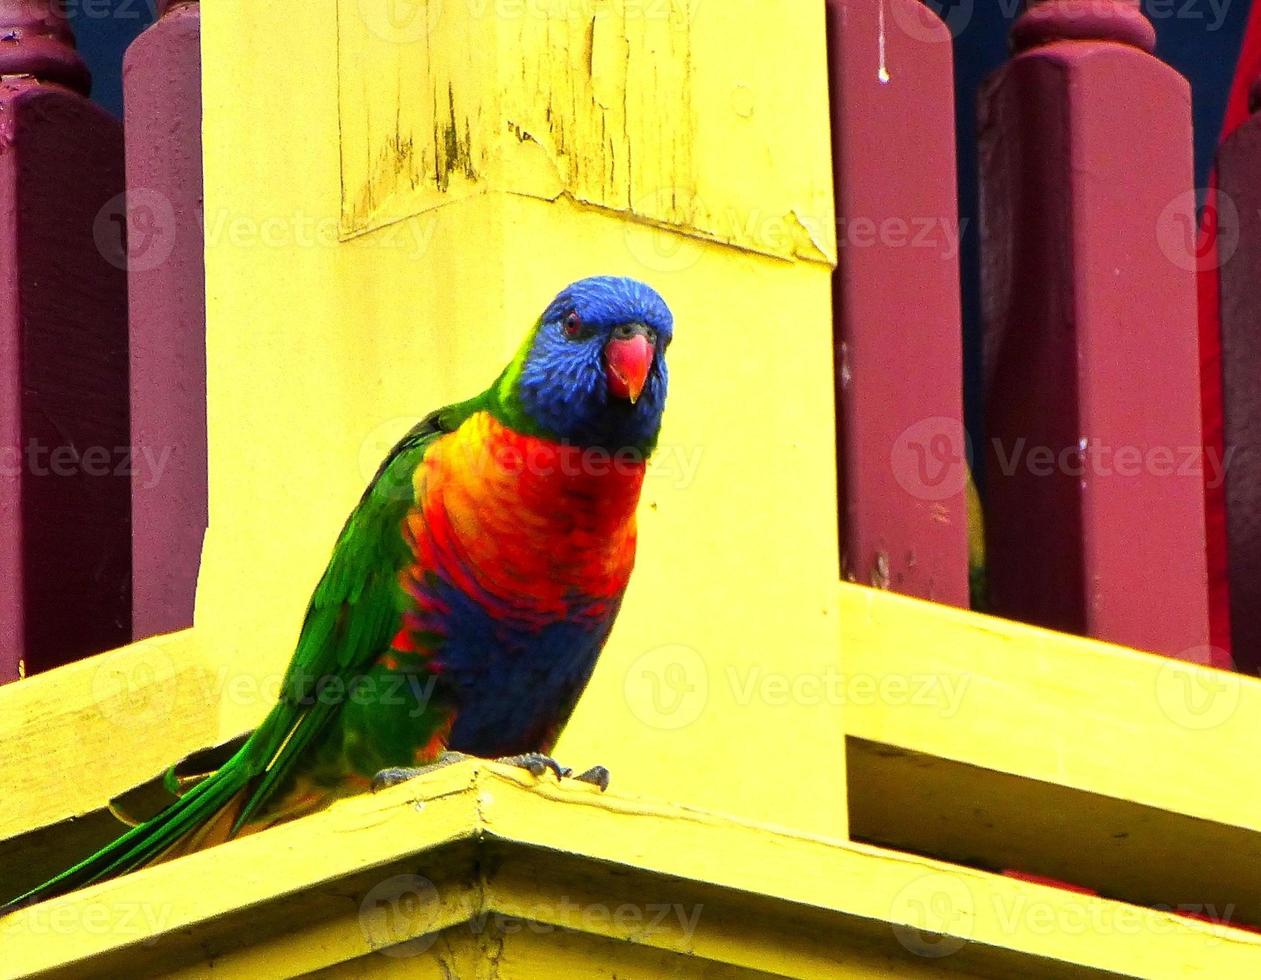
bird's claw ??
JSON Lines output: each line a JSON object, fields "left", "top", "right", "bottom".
{"left": 494, "top": 752, "right": 568, "bottom": 780}
{"left": 493, "top": 754, "right": 610, "bottom": 792}
{"left": 572, "top": 765, "right": 611, "bottom": 792}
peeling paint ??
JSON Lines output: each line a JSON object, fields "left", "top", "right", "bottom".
{"left": 336, "top": 0, "right": 836, "bottom": 264}
{"left": 871, "top": 551, "right": 891, "bottom": 590}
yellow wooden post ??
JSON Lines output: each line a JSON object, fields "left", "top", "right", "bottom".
{"left": 192, "top": 0, "right": 844, "bottom": 833}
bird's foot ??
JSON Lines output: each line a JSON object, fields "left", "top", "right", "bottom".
{"left": 372, "top": 751, "right": 469, "bottom": 792}
{"left": 494, "top": 754, "right": 610, "bottom": 792}
{"left": 373, "top": 751, "right": 610, "bottom": 793}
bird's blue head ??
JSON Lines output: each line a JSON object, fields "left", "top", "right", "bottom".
{"left": 494, "top": 276, "right": 672, "bottom": 454}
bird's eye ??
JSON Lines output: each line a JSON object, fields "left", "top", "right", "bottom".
{"left": 562, "top": 311, "right": 583, "bottom": 339}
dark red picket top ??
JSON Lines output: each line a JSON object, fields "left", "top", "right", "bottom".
{"left": 123, "top": 0, "right": 205, "bottom": 642}
{"left": 825, "top": 0, "right": 969, "bottom": 606}
{"left": 979, "top": 0, "right": 1213, "bottom": 661}
{"left": 0, "top": 0, "right": 130, "bottom": 681}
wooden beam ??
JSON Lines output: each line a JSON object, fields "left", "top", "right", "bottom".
{"left": 842, "top": 582, "right": 1261, "bottom": 920}
{"left": 4, "top": 761, "right": 1254, "bottom": 977}
{"left": 0, "top": 629, "right": 219, "bottom": 898}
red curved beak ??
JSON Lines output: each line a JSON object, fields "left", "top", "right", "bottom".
{"left": 605, "top": 331, "right": 654, "bottom": 404}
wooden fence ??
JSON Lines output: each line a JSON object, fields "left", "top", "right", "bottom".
{"left": 1, "top": 0, "right": 1257, "bottom": 682}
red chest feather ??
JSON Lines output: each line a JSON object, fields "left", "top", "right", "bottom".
{"left": 404, "top": 412, "right": 645, "bottom": 621}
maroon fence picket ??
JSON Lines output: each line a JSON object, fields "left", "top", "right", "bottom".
{"left": 123, "top": 0, "right": 206, "bottom": 642}
{"left": 825, "top": 0, "right": 969, "bottom": 606}
{"left": 1216, "top": 78, "right": 1261, "bottom": 674}
{"left": 979, "top": 0, "right": 1213, "bottom": 661}
{"left": 0, "top": 1, "right": 130, "bottom": 682}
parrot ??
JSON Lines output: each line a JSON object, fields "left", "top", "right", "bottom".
{"left": 3, "top": 275, "right": 673, "bottom": 911}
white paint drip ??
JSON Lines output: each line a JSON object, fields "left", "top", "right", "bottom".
{"left": 878, "top": 0, "right": 891, "bottom": 84}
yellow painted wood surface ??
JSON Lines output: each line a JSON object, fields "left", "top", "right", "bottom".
{"left": 5, "top": 761, "right": 1256, "bottom": 978}
{"left": 841, "top": 581, "right": 1261, "bottom": 827}
{"left": 841, "top": 581, "right": 1261, "bottom": 929}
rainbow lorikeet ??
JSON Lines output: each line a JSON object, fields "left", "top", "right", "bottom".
{"left": 4, "top": 275, "right": 673, "bottom": 910}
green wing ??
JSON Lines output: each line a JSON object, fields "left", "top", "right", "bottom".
{"left": 233, "top": 396, "right": 485, "bottom": 827}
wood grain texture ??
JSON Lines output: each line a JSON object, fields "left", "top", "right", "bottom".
{"left": 842, "top": 581, "right": 1261, "bottom": 922}
{"left": 335, "top": 0, "right": 835, "bottom": 264}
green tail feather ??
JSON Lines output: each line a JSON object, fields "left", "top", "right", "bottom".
{"left": 1, "top": 705, "right": 300, "bottom": 911}
{"left": 1, "top": 756, "right": 250, "bottom": 911}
